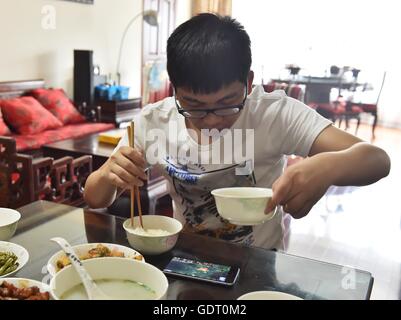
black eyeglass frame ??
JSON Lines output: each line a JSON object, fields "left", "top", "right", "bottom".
{"left": 174, "top": 85, "right": 248, "bottom": 119}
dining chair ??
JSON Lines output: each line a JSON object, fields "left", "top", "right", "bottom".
{"left": 263, "top": 81, "right": 305, "bottom": 102}
{"left": 347, "top": 71, "right": 387, "bottom": 139}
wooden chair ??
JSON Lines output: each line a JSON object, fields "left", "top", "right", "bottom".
{"left": 0, "top": 136, "right": 93, "bottom": 208}
{"left": 348, "top": 72, "right": 387, "bottom": 139}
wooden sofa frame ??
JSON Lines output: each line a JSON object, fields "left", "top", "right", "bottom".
{"left": 0, "top": 79, "right": 93, "bottom": 208}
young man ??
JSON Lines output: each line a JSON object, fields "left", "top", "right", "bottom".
{"left": 84, "top": 14, "right": 390, "bottom": 250}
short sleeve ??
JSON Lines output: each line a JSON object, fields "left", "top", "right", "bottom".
{"left": 272, "top": 97, "right": 332, "bottom": 157}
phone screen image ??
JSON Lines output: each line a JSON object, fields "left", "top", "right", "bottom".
{"left": 163, "top": 257, "right": 239, "bottom": 284}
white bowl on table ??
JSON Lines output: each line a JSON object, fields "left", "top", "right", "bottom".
{"left": 123, "top": 215, "right": 182, "bottom": 255}
{"left": 50, "top": 257, "right": 169, "bottom": 300}
{"left": 211, "top": 187, "right": 276, "bottom": 226}
{"left": 0, "top": 208, "right": 21, "bottom": 241}
{"left": 46, "top": 242, "right": 146, "bottom": 276}
{"left": 238, "top": 291, "right": 303, "bottom": 300}
{"left": 0, "top": 241, "right": 29, "bottom": 278}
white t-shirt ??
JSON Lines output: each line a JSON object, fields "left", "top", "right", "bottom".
{"left": 114, "top": 85, "right": 332, "bottom": 250}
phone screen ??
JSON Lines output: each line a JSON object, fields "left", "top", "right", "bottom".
{"left": 163, "top": 257, "right": 240, "bottom": 285}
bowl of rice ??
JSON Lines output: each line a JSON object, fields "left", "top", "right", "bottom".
{"left": 123, "top": 215, "right": 182, "bottom": 255}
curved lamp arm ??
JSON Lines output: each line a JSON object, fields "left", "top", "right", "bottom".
{"left": 116, "top": 10, "right": 158, "bottom": 86}
{"left": 116, "top": 12, "right": 142, "bottom": 86}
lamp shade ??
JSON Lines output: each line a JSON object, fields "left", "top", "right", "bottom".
{"left": 143, "top": 10, "right": 159, "bottom": 27}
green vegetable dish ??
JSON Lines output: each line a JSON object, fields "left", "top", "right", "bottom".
{"left": 0, "top": 252, "right": 19, "bottom": 276}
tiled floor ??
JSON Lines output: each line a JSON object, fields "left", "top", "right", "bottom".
{"left": 285, "top": 122, "right": 401, "bottom": 300}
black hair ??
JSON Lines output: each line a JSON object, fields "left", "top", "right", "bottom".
{"left": 167, "top": 13, "right": 252, "bottom": 94}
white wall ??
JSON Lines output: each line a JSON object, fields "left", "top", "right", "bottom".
{"left": 0, "top": 0, "right": 143, "bottom": 98}
{"left": 232, "top": 0, "right": 401, "bottom": 129}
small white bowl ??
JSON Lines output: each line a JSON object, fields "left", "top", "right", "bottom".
{"left": 211, "top": 187, "right": 276, "bottom": 226}
{"left": 50, "top": 257, "right": 169, "bottom": 300}
{"left": 0, "top": 278, "right": 51, "bottom": 299}
{"left": 123, "top": 215, "right": 182, "bottom": 255}
{"left": 238, "top": 291, "right": 303, "bottom": 300}
{"left": 0, "top": 208, "right": 21, "bottom": 241}
{"left": 0, "top": 241, "right": 29, "bottom": 278}
{"left": 46, "top": 242, "right": 145, "bottom": 276}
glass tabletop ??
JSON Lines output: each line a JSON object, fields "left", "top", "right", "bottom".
{"left": 10, "top": 201, "right": 373, "bottom": 300}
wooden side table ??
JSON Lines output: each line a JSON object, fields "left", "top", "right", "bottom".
{"left": 96, "top": 98, "right": 142, "bottom": 126}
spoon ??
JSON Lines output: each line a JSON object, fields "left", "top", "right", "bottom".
{"left": 51, "top": 237, "right": 110, "bottom": 300}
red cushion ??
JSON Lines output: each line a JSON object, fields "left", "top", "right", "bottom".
{"left": 263, "top": 83, "right": 276, "bottom": 93}
{"left": 350, "top": 106, "right": 363, "bottom": 113}
{"left": 359, "top": 103, "right": 377, "bottom": 113}
{"left": 13, "top": 122, "right": 115, "bottom": 151}
{"left": 263, "top": 82, "right": 288, "bottom": 93}
{"left": 0, "top": 108, "right": 11, "bottom": 136}
{"left": 30, "top": 88, "right": 85, "bottom": 124}
{"left": 0, "top": 97, "right": 63, "bottom": 135}
{"left": 313, "top": 102, "right": 345, "bottom": 116}
{"left": 287, "top": 85, "right": 303, "bottom": 100}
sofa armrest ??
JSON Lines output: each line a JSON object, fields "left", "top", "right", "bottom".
{"left": 1, "top": 135, "right": 94, "bottom": 208}
{"left": 77, "top": 102, "right": 102, "bottom": 123}
{"left": 0, "top": 136, "right": 36, "bottom": 208}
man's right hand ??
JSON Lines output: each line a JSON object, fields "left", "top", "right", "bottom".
{"left": 100, "top": 146, "right": 148, "bottom": 189}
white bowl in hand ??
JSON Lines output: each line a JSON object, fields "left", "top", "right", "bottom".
{"left": 123, "top": 215, "right": 182, "bottom": 255}
{"left": 211, "top": 187, "right": 276, "bottom": 226}
{"left": 0, "top": 208, "right": 21, "bottom": 241}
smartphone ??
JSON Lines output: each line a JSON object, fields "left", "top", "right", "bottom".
{"left": 163, "top": 256, "right": 240, "bottom": 286}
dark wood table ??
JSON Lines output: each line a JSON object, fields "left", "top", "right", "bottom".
{"left": 10, "top": 201, "right": 373, "bottom": 300}
{"left": 271, "top": 76, "right": 365, "bottom": 104}
{"left": 42, "top": 131, "right": 116, "bottom": 171}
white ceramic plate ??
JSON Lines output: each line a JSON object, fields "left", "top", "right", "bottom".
{"left": 0, "top": 241, "right": 29, "bottom": 278}
{"left": 47, "top": 242, "right": 145, "bottom": 276}
{"left": 0, "top": 278, "right": 51, "bottom": 299}
{"left": 237, "top": 291, "right": 303, "bottom": 300}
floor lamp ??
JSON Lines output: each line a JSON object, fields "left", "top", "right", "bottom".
{"left": 116, "top": 10, "right": 159, "bottom": 86}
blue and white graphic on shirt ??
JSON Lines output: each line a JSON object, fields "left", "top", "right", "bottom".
{"left": 162, "top": 155, "right": 256, "bottom": 245}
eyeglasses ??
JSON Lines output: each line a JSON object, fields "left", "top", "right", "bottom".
{"left": 174, "top": 86, "right": 248, "bottom": 119}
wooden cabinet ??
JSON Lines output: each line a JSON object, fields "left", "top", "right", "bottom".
{"left": 96, "top": 98, "right": 141, "bottom": 126}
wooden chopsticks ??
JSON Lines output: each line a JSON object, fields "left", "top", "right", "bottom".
{"left": 127, "top": 121, "right": 144, "bottom": 229}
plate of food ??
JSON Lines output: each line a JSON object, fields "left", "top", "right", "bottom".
{"left": 47, "top": 243, "right": 145, "bottom": 276}
{"left": 0, "top": 278, "right": 50, "bottom": 300}
{"left": 0, "top": 241, "right": 29, "bottom": 278}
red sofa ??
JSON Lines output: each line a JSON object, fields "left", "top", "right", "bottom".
{"left": 0, "top": 79, "right": 114, "bottom": 152}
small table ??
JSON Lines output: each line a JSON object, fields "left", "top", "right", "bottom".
{"left": 42, "top": 131, "right": 117, "bottom": 170}
{"left": 42, "top": 131, "right": 169, "bottom": 215}
{"left": 12, "top": 201, "right": 374, "bottom": 300}
{"left": 271, "top": 76, "right": 365, "bottom": 104}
